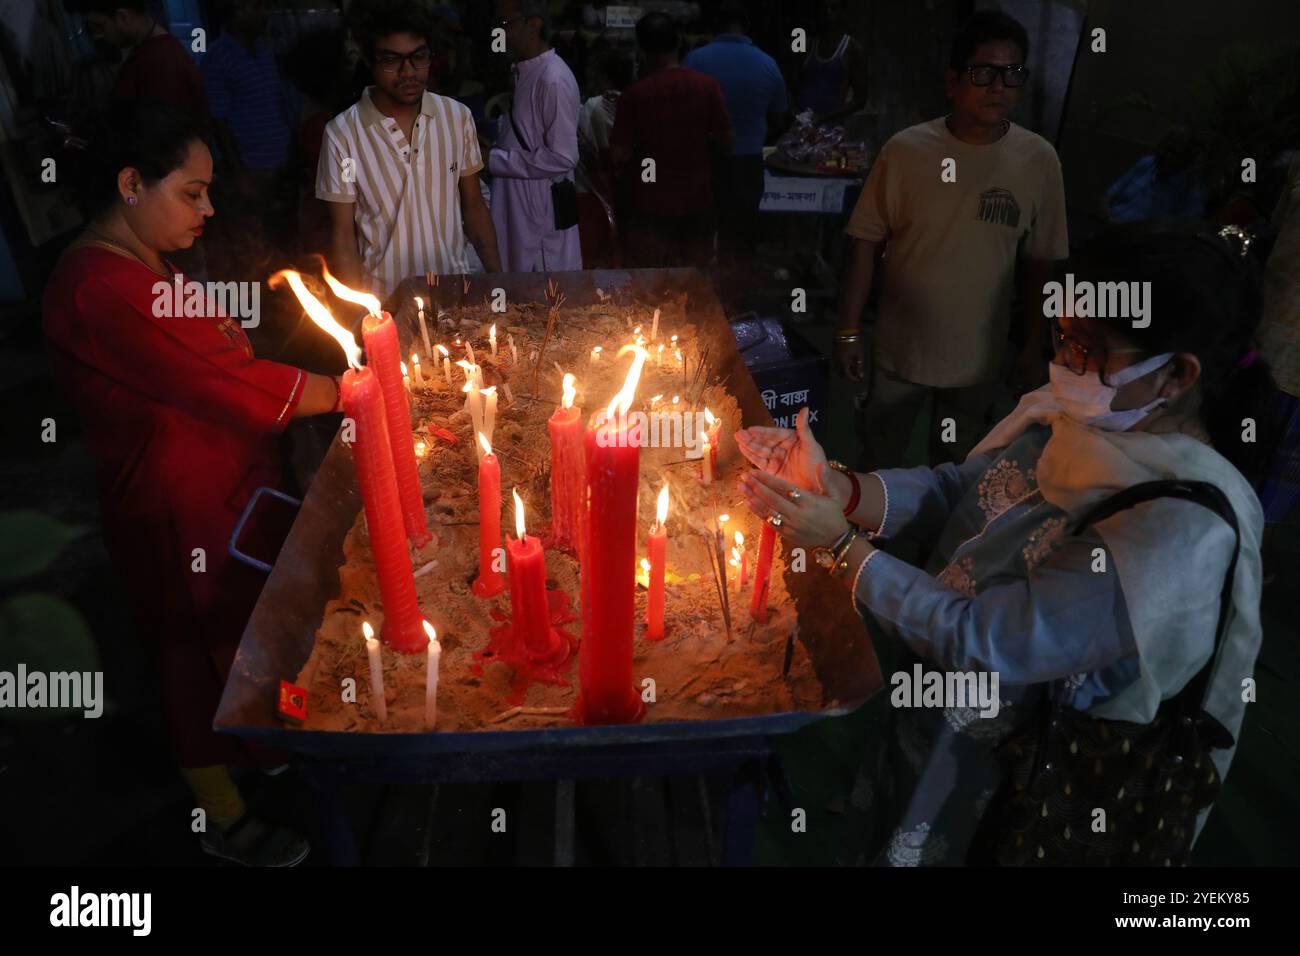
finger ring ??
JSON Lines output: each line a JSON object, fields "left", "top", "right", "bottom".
{"left": 786, "top": 489, "right": 802, "bottom": 502}
{"left": 768, "top": 512, "right": 784, "bottom": 528}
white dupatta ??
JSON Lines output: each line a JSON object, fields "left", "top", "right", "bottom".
{"left": 971, "top": 387, "right": 1264, "bottom": 822}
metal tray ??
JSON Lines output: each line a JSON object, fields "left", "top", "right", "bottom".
{"left": 214, "top": 268, "right": 881, "bottom": 759}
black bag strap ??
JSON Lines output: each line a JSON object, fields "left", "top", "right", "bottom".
{"left": 507, "top": 97, "right": 530, "bottom": 152}
{"left": 1072, "top": 480, "right": 1241, "bottom": 716}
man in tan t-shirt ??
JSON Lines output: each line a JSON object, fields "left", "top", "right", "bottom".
{"left": 836, "top": 9, "right": 1068, "bottom": 470}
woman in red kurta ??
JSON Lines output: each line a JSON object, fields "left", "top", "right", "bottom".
{"left": 43, "top": 100, "right": 339, "bottom": 865}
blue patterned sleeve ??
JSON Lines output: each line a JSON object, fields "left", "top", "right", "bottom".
{"left": 855, "top": 532, "right": 1135, "bottom": 684}
{"left": 871, "top": 452, "right": 996, "bottom": 541}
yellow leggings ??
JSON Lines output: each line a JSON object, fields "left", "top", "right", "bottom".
{"left": 180, "top": 765, "right": 247, "bottom": 828}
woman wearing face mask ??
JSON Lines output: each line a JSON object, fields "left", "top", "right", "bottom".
{"left": 735, "top": 221, "right": 1274, "bottom": 865}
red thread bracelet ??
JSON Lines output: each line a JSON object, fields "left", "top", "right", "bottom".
{"left": 842, "top": 468, "right": 861, "bottom": 517}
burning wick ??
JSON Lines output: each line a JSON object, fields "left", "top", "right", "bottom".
{"left": 590, "top": 346, "right": 602, "bottom": 364}
{"left": 415, "top": 295, "right": 432, "bottom": 359}
{"left": 436, "top": 344, "right": 451, "bottom": 385}
{"left": 490, "top": 323, "right": 498, "bottom": 357}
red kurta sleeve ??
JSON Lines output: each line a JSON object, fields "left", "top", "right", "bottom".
{"left": 60, "top": 270, "right": 307, "bottom": 434}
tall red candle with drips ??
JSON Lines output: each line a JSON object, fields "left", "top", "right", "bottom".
{"left": 362, "top": 312, "right": 431, "bottom": 548}
{"left": 750, "top": 523, "right": 776, "bottom": 623}
{"left": 472, "top": 434, "right": 507, "bottom": 598}
{"left": 577, "top": 410, "right": 644, "bottom": 723}
{"left": 547, "top": 382, "right": 584, "bottom": 552}
{"left": 341, "top": 367, "right": 426, "bottom": 652}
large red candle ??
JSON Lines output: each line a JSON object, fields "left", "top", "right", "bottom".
{"left": 507, "top": 490, "right": 569, "bottom": 665}
{"left": 547, "top": 374, "right": 584, "bottom": 552}
{"left": 645, "top": 484, "right": 669, "bottom": 641}
{"left": 750, "top": 523, "right": 776, "bottom": 623}
{"left": 341, "top": 367, "right": 426, "bottom": 652}
{"left": 472, "top": 433, "right": 507, "bottom": 598}
{"left": 362, "top": 312, "right": 431, "bottom": 548}
{"left": 578, "top": 409, "right": 644, "bottom": 723}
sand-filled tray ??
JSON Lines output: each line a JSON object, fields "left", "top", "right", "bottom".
{"left": 217, "top": 269, "right": 879, "bottom": 757}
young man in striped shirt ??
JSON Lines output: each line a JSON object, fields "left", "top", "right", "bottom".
{"left": 316, "top": 2, "right": 501, "bottom": 297}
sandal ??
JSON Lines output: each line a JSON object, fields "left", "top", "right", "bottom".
{"left": 200, "top": 814, "right": 310, "bottom": 867}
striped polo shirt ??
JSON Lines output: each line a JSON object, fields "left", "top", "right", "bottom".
{"left": 316, "top": 88, "right": 483, "bottom": 297}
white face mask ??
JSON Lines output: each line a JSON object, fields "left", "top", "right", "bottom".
{"left": 1048, "top": 351, "right": 1176, "bottom": 431}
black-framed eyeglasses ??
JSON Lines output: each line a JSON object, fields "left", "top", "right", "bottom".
{"left": 1050, "top": 316, "right": 1144, "bottom": 383}
{"left": 374, "top": 48, "right": 433, "bottom": 73}
{"left": 965, "top": 63, "right": 1029, "bottom": 87}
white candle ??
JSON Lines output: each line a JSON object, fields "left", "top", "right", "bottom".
{"left": 362, "top": 621, "right": 387, "bottom": 722}
{"left": 423, "top": 620, "right": 441, "bottom": 730}
{"left": 411, "top": 352, "right": 424, "bottom": 388}
{"left": 490, "top": 323, "right": 498, "bottom": 356}
{"left": 702, "top": 439, "right": 713, "bottom": 484}
{"left": 402, "top": 361, "right": 411, "bottom": 391}
{"left": 657, "top": 344, "right": 665, "bottom": 366}
{"left": 437, "top": 344, "right": 451, "bottom": 385}
{"left": 509, "top": 335, "right": 518, "bottom": 365}
{"left": 466, "top": 342, "right": 476, "bottom": 366}
{"left": 502, "top": 382, "right": 514, "bottom": 405}
{"left": 482, "top": 385, "right": 498, "bottom": 446}
{"left": 416, "top": 296, "right": 432, "bottom": 359}
{"left": 651, "top": 308, "right": 660, "bottom": 341}
{"left": 465, "top": 380, "right": 483, "bottom": 452}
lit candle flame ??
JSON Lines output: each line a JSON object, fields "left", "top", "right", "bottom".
{"left": 672, "top": 395, "right": 680, "bottom": 405}
{"left": 268, "top": 269, "right": 363, "bottom": 369}
{"left": 656, "top": 483, "right": 670, "bottom": 527}
{"left": 705, "top": 408, "right": 716, "bottom": 427}
{"left": 513, "top": 487, "right": 526, "bottom": 540}
{"left": 719, "top": 513, "right": 730, "bottom": 523}
{"left": 606, "top": 345, "right": 648, "bottom": 420}
{"left": 478, "top": 431, "right": 492, "bottom": 457}
{"left": 490, "top": 323, "right": 497, "bottom": 341}
{"left": 562, "top": 373, "right": 577, "bottom": 409}
{"left": 412, "top": 352, "right": 421, "bottom": 368}
{"left": 734, "top": 530, "right": 744, "bottom": 548}
{"left": 436, "top": 344, "right": 449, "bottom": 357}
{"left": 634, "top": 326, "right": 641, "bottom": 335}
{"left": 641, "top": 558, "right": 651, "bottom": 572}
{"left": 415, "top": 295, "right": 424, "bottom": 311}
{"left": 362, "top": 620, "right": 375, "bottom": 642}
{"left": 401, "top": 361, "right": 409, "bottom": 376}
{"left": 423, "top": 620, "right": 437, "bottom": 643}
{"left": 415, "top": 441, "right": 427, "bottom": 457}
{"left": 481, "top": 385, "right": 496, "bottom": 398}
{"left": 318, "top": 261, "right": 382, "bottom": 316}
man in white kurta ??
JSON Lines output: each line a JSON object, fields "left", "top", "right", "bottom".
{"left": 489, "top": 1, "right": 583, "bottom": 272}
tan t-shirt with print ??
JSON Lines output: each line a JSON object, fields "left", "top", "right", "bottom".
{"left": 846, "top": 117, "right": 1069, "bottom": 388}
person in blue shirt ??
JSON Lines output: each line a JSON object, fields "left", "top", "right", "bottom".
{"left": 1103, "top": 127, "right": 1209, "bottom": 223}
{"left": 684, "top": 0, "right": 790, "bottom": 270}
{"left": 203, "top": 1, "right": 293, "bottom": 194}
